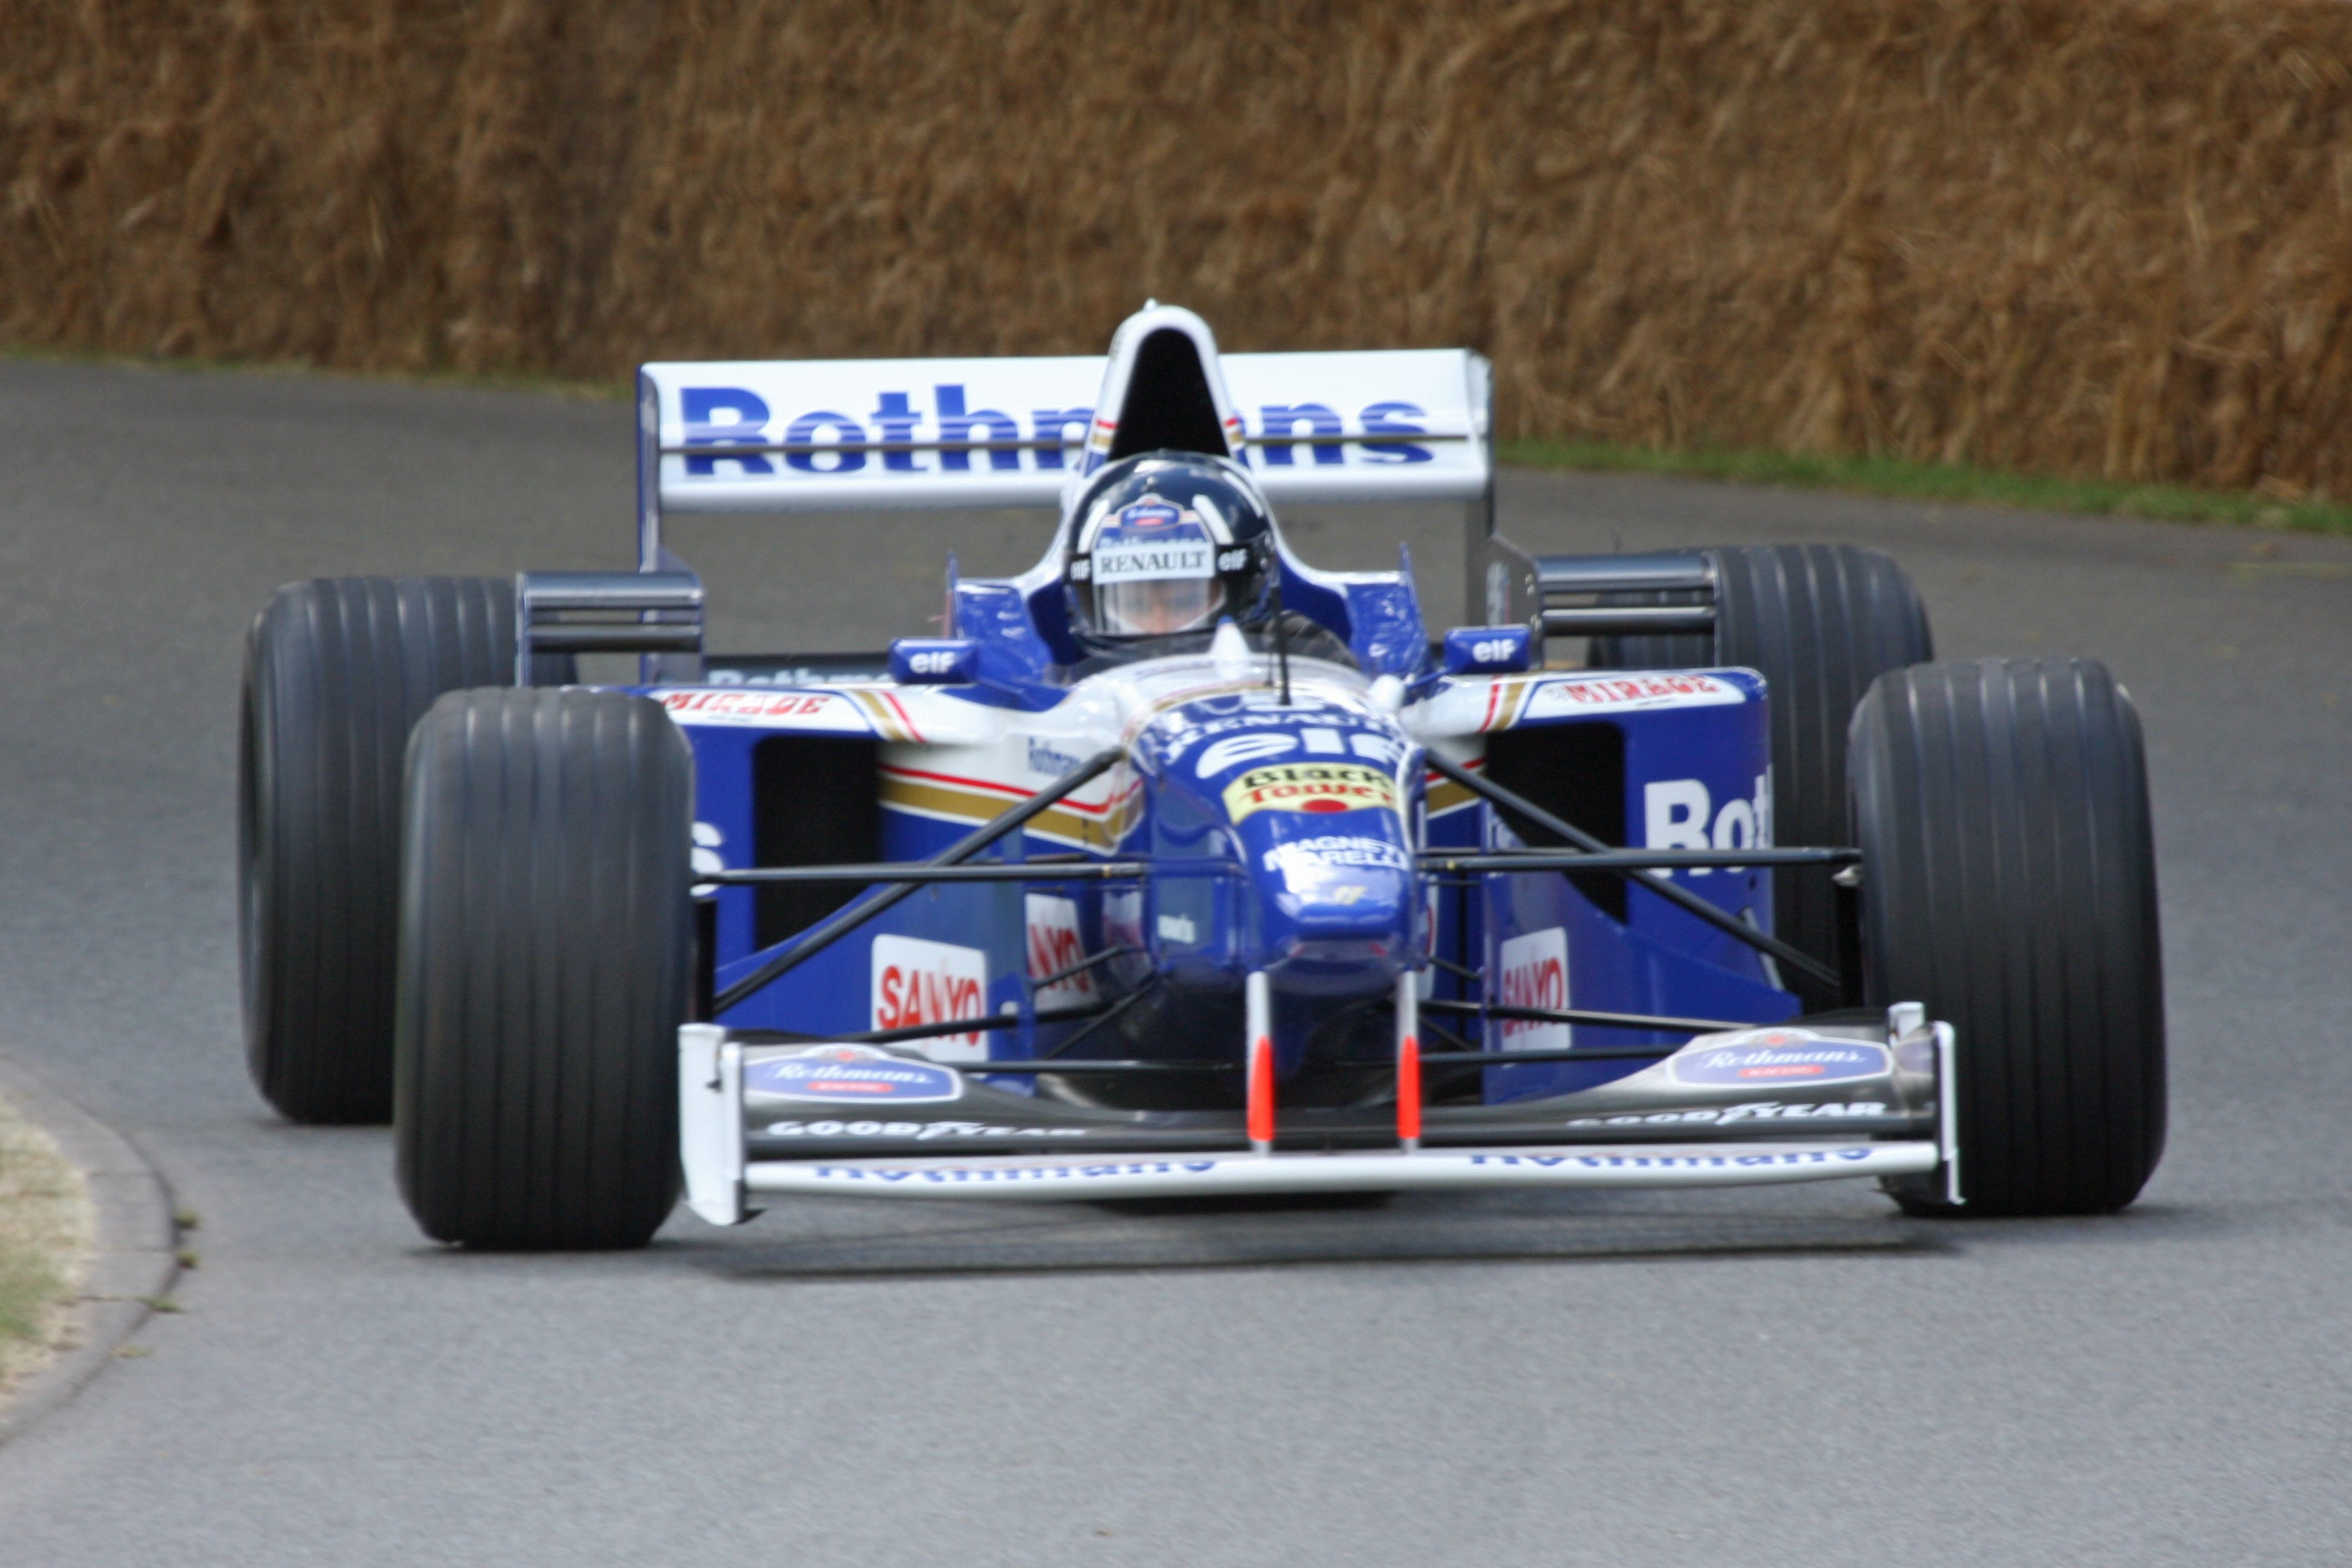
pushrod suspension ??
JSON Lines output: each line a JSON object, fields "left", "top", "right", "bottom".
{"left": 946, "top": 1058, "right": 1240, "bottom": 1076}
{"left": 711, "top": 746, "right": 1126, "bottom": 1014}
{"left": 703, "top": 861, "right": 1148, "bottom": 886}
{"left": 1419, "top": 847, "right": 1858, "bottom": 874}
{"left": 1417, "top": 1045, "right": 1679, "bottom": 1065}
{"left": 828, "top": 993, "right": 1114, "bottom": 1047}
{"left": 1418, "top": 998, "right": 1756, "bottom": 1034}
{"left": 1027, "top": 944, "right": 1138, "bottom": 993}
{"left": 1422, "top": 753, "right": 1840, "bottom": 991}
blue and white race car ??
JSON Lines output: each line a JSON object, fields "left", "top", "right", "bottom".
{"left": 240, "top": 305, "right": 2166, "bottom": 1249}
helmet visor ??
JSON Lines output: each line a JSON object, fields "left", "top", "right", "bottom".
{"left": 1095, "top": 575, "right": 1227, "bottom": 636}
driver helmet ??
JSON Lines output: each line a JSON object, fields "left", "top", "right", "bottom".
{"left": 1064, "top": 452, "right": 1275, "bottom": 648}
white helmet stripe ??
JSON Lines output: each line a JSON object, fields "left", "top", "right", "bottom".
{"left": 1191, "top": 492, "right": 1231, "bottom": 543}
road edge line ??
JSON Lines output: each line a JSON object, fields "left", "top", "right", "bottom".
{"left": 0, "top": 1049, "right": 180, "bottom": 1449}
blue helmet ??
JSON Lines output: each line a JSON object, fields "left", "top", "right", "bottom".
{"left": 1064, "top": 453, "right": 1275, "bottom": 650}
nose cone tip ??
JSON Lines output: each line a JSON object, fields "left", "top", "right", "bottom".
{"left": 1277, "top": 872, "right": 1412, "bottom": 931}
{"left": 1247, "top": 819, "right": 1419, "bottom": 984}
{"left": 1270, "top": 866, "right": 1416, "bottom": 989}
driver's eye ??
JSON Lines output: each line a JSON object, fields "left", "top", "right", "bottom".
{"left": 1102, "top": 578, "right": 1224, "bottom": 636}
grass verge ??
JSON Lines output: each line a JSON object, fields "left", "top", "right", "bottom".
{"left": 0, "top": 1093, "right": 91, "bottom": 1407}
{"left": 1498, "top": 438, "right": 2352, "bottom": 535}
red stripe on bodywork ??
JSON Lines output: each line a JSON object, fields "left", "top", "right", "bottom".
{"left": 877, "top": 690, "right": 925, "bottom": 743}
{"left": 880, "top": 764, "right": 1028, "bottom": 802}
{"left": 1422, "top": 756, "right": 1483, "bottom": 786}
{"left": 880, "top": 763, "right": 1113, "bottom": 817}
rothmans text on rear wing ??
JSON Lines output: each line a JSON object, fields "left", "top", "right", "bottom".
{"left": 632, "top": 304, "right": 1495, "bottom": 587}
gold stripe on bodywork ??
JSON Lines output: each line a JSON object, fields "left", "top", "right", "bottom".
{"left": 1426, "top": 777, "right": 1478, "bottom": 815}
{"left": 1424, "top": 745, "right": 1485, "bottom": 816}
{"left": 1493, "top": 678, "right": 1535, "bottom": 730}
{"left": 848, "top": 689, "right": 913, "bottom": 742}
{"left": 878, "top": 774, "right": 1135, "bottom": 851}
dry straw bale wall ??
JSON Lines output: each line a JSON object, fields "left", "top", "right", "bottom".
{"left": 7, "top": 0, "right": 2352, "bottom": 493}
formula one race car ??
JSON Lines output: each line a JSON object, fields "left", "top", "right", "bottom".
{"left": 239, "top": 305, "right": 2166, "bottom": 1249}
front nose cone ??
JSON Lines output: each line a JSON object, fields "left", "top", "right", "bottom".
{"left": 1249, "top": 825, "right": 1417, "bottom": 994}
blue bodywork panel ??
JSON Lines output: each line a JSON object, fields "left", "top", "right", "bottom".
{"left": 644, "top": 547, "right": 1797, "bottom": 1106}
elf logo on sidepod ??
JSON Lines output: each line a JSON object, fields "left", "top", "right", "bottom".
{"left": 744, "top": 1045, "right": 964, "bottom": 1105}
{"left": 1668, "top": 1030, "right": 1890, "bottom": 1086}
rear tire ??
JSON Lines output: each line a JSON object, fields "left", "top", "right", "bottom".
{"left": 394, "top": 688, "right": 692, "bottom": 1250}
{"left": 1849, "top": 657, "right": 2166, "bottom": 1217}
{"left": 1593, "top": 545, "right": 1932, "bottom": 1008}
{"left": 240, "top": 576, "right": 553, "bottom": 1124}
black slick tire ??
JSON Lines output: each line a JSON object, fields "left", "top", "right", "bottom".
{"left": 240, "top": 576, "right": 549, "bottom": 1125}
{"left": 1593, "top": 545, "right": 1932, "bottom": 1008}
{"left": 394, "top": 688, "right": 692, "bottom": 1250}
{"left": 1849, "top": 657, "right": 2166, "bottom": 1217}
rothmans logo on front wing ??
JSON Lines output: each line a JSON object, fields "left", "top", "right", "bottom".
{"left": 1668, "top": 1030, "right": 1891, "bottom": 1086}
{"left": 744, "top": 1045, "right": 964, "bottom": 1105}
{"left": 1223, "top": 763, "right": 1400, "bottom": 822}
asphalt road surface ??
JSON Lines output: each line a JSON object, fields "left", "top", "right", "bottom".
{"left": 1, "top": 360, "right": 2348, "bottom": 1567}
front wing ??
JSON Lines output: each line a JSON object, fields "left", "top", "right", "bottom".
{"left": 678, "top": 1014, "right": 1959, "bottom": 1218}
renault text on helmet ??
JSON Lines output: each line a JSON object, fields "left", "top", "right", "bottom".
{"left": 1065, "top": 452, "right": 1276, "bottom": 649}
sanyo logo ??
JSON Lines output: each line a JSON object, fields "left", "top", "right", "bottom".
{"left": 1024, "top": 894, "right": 1094, "bottom": 1010}
{"left": 871, "top": 935, "right": 988, "bottom": 1060}
{"left": 1497, "top": 927, "right": 1569, "bottom": 1054}
{"left": 1643, "top": 773, "right": 1773, "bottom": 875}
{"left": 679, "top": 388, "right": 1441, "bottom": 475}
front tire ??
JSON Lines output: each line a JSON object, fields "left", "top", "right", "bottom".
{"left": 1849, "top": 657, "right": 2166, "bottom": 1217}
{"left": 241, "top": 576, "right": 540, "bottom": 1124}
{"left": 394, "top": 688, "right": 693, "bottom": 1250}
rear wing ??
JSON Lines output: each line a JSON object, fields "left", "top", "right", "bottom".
{"left": 632, "top": 306, "right": 1496, "bottom": 616}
